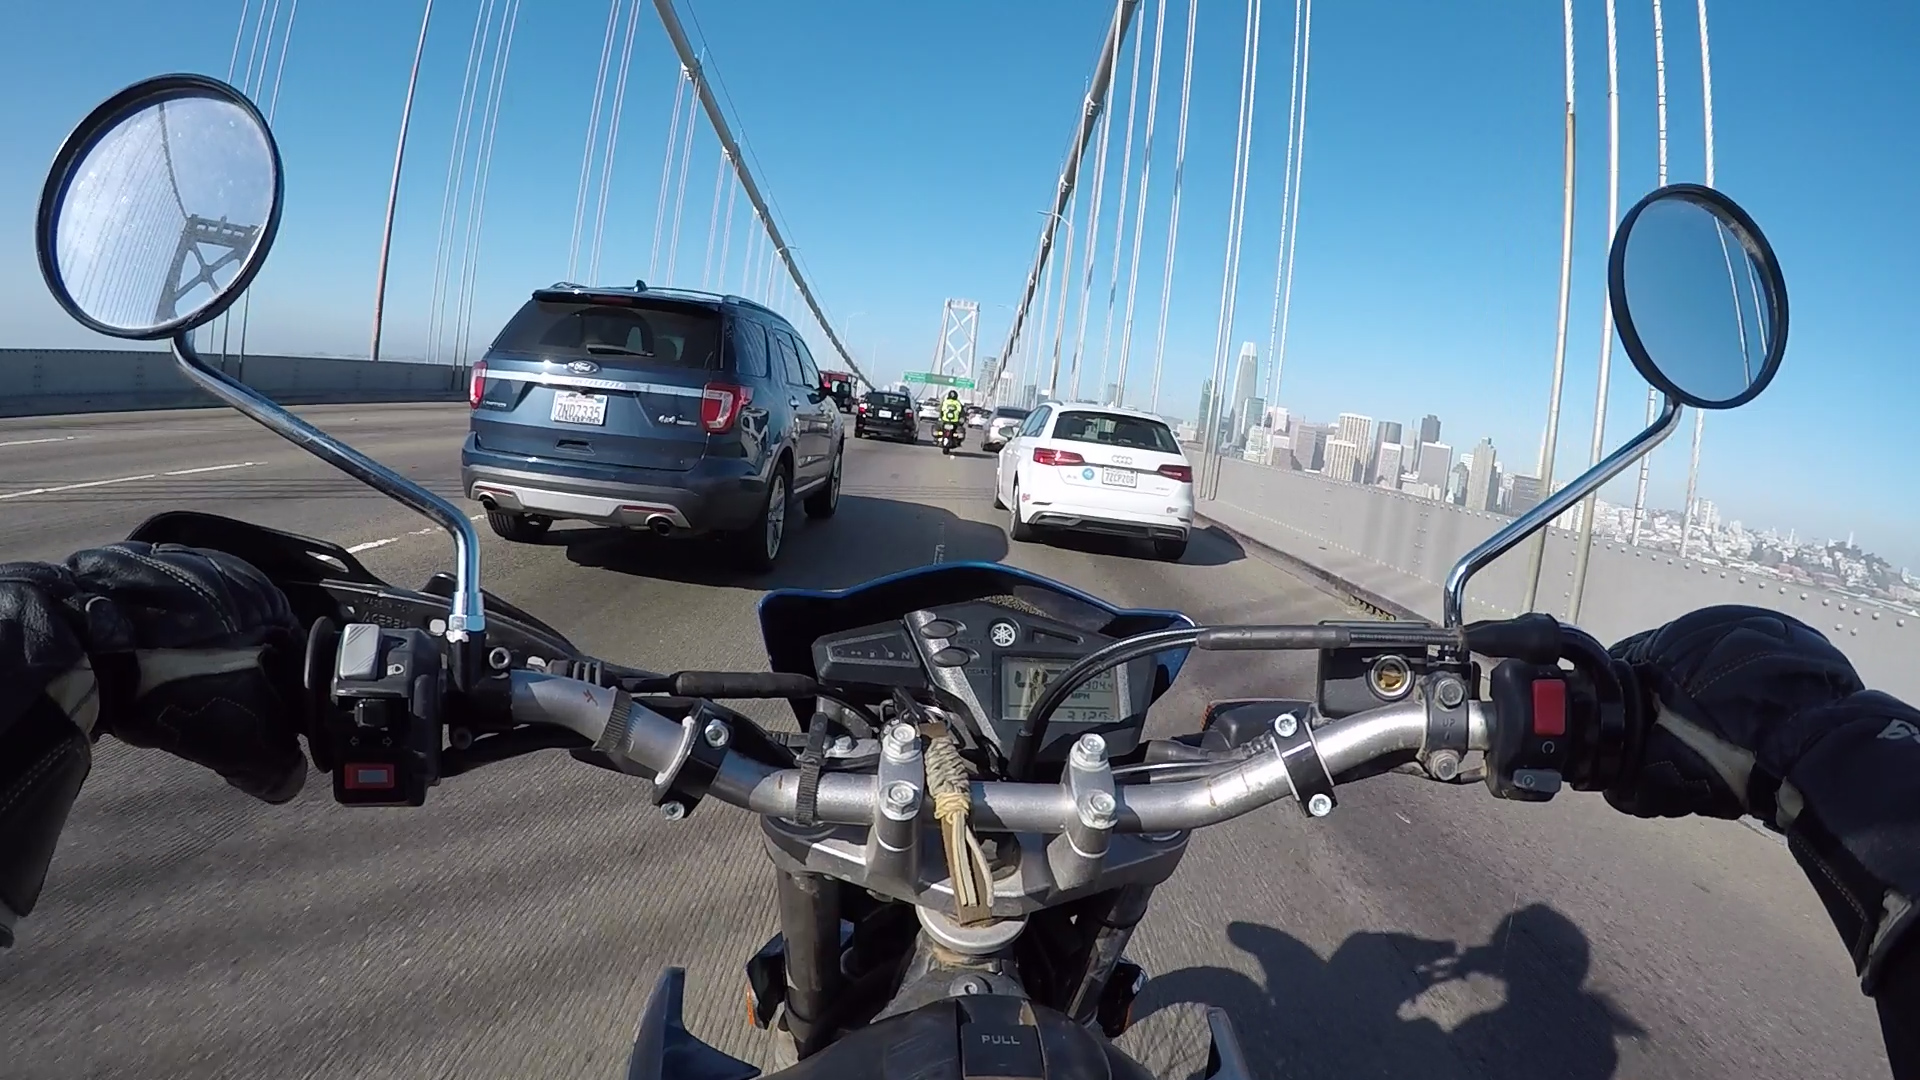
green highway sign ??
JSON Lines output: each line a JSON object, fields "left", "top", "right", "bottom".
{"left": 904, "top": 372, "right": 976, "bottom": 389}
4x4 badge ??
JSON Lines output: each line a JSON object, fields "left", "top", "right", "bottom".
{"left": 567, "top": 360, "right": 601, "bottom": 375}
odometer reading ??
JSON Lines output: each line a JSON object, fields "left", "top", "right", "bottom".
{"left": 1001, "top": 657, "right": 1118, "bottom": 725}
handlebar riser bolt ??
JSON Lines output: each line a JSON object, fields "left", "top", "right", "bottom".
{"left": 1083, "top": 791, "right": 1117, "bottom": 829}
{"left": 660, "top": 801, "right": 688, "bottom": 821}
{"left": 1435, "top": 676, "right": 1467, "bottom": 709}
{"left": 703, "top": 720, "right": 731, "bottom": 748}
{"left": 1071, "top": 733, "right": 1109, "bottom": 769}
{"left": 885, "top": 724, "right": 919, "bottom": 756}
{"left": 1274, "top": 713, "right": 1299, "bottom": 738}
{"left": 1307, "top": 793, "right": 1334, "bottom": 818}
{"left": 884, "top": 781, "right": 919, "bottom": 814}
{"left": 1427, "top": 750, "right": 1461, "bottom": 782}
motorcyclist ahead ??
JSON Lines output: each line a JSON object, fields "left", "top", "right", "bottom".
{"left": 939, "top": 390, "right": 964, "bottom": 427}
{"left": 0, "top": 544, "right": 1915, "bottom": 1076}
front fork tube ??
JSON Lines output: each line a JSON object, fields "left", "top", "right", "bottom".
{"left": 1064, "top": 883, "right": 1154, "bottom": 1024}
{"left": 775, "top": 869, "right": 844, "bottom": 1052}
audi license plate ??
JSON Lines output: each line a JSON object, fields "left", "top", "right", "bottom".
{"left": 551, "top": 391, "right": 607, "bottom": 426}
{"left": 1101, "top": 467, "right": 1137, "bottom": 488}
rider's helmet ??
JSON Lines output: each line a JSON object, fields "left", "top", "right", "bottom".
{"left": 946, "top": 389, "right": 959, "bottom": 400}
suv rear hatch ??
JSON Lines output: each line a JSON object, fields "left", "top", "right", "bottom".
{"left": 470, "top": 291, "right": 727, "bottom": 473}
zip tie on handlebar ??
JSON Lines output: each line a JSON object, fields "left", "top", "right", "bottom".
{"left": 926, "top": 732, "right": 994, "bottom": 925}
{"left": 793, "top": 711, "right": 831, "bottom": 827}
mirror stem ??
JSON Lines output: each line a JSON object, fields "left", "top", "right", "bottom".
{"left": 1442, "top": 394, "right": 1682, "bottom": 628}
{"left": 167, "top": 334, "right": 488, "bottom": 683}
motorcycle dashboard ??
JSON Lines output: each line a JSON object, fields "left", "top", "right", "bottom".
{"left": 811, "top": 600, "right": 1152, "bottom": 764}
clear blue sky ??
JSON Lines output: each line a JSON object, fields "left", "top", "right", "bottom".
{"left": 0, "top": 1, "right": 1913, "bottom": 566}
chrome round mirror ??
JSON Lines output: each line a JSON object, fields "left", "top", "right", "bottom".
{"left": 1608, "top": 184, "right": 1788, "bottom": 410}
{"left": 35, "top": 74, "right": 282, "bottom": 341}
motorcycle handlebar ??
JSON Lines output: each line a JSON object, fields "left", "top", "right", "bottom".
{"left": 505, "top": 670, "right": 1492, "bottom": 834}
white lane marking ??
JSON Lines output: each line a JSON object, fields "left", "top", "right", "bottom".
{"left": 0, "top": 461, "right": 260, "bottom": 501}
{"left": 0, "top": 436, "right": 80, "bottom": 448}
{"left": 346, "top": 511, "right": 487, "bottom": 554}
{"left": 165, "top": 461, "right": 259, "bottom": 476}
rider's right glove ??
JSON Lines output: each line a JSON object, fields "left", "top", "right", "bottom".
{"left": 1601, "top": 604, "right": 1920, "bottom": 999}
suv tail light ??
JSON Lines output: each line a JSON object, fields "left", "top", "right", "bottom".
{"left": 1033, "top": 447, "right": 1085, "bottom": 466}
{"left": 1158, "top": 463, "right": 1193, "bottom": 483}
{"left": 701, "top": 382, "right": 752, "bottom": 433}
{"left": 468, "top": 361, "right": 487, "bottom": 409}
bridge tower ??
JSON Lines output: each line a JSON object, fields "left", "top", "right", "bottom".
{"left": 928, "top": 298, "right": 979, "bottom": 398}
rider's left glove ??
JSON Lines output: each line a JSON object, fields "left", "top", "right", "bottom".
{"left": 0, "top": 543, "right": 308, "bottom": 944}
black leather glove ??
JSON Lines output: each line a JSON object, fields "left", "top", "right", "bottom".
{"left": 1602, "top": 605, "right": 1920, "bottom": 999}
{"left": 0, "top": 542, "right": 308, "bottom": 945}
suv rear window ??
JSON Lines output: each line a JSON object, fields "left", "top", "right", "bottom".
{"left": 1051, "top": 411, "right": 1179, "bottom": 454}
{"left": 992, "top": 407, "right": 1031, "bottom": 420}
{"left": 491, "top": 300, "right": 719, "bottom": 370}
{"left": 866, "top": 392, "right": 910, "bottom": 408}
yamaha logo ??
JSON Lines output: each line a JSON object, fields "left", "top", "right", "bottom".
{"left": 567, "top": 360, "right": 601, "bottom": 375}
{"left": 989, "top": 621, "right": 1019, "bottom": 648}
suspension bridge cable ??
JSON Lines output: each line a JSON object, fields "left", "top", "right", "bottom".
{"left": 1147, "top": 0, "right": 1198, "bottom": 413}
{"left": 227, "top": 0, "right": 252, "bottom": 79}
{"left": 666, "top": 84, "right": 699, "bottom": 281}
{"left": 1067, "top": 0, "right": 1128, "bottom": 399}
{"left": 1202, "top": 0, "right": 1264, "bottom": 497}
{"left": 715, "top": 161, "right": 738, "bottom": 291}
{"left": 1520, "top": 0, "right": 1578, "bottom": 612}
{"left": 448, "top": 0, "right": 512, "bottom": 364}
{"left": 569, "top": 0, "right": 623, "bottom": 279}
{"left": 1113, "top": 0, "right": 1169, "bottom": 408}
{"left": 236, "top": 0, "right": 302, "bottom": 369}
{"left": 1569, "top": 0, "right": 1623, "bottom": 622}
{"left": 649, "top": 68, "right": 690, "bottom": 280}
{"left": 1096, "top": 6, "right": 1147, "bottom": 401}
{"left": 427, "top": 0, "right": 496, "bottom": 363}
{"left": 1047, "top": 186, "right": 1078, "bottom": 395}
{"left": 699, "top": 153, "right": 727, "bottom": 287}
{"left": 1262, "top": 0, "right": 1305, "bottom": 407}
{"left": 453, "top": 0, "right": 523, "bottom": 366}
{"left": 1631, "top": 0, "right": 1671, "bottom": 546}
{"left": 590, "top": 0, "right": 645, "bottom": 282}
{"left": 1268, "top": 0, "right": 1313, "bottom": 410}
{"left": 1678, "top": 0, "right": 1716, "bottom": 557}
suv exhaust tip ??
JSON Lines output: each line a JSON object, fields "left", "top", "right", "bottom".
{"left": 645, "top": 515, "right": 673, "bottom": 536}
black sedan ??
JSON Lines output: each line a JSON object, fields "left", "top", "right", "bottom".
{"left": 854, "top": 391, "right": 918, "bottom": 442}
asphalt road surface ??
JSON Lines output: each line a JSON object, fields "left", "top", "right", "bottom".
{"left": 0, "top": 405, "right": 1889, "bottom": 1080}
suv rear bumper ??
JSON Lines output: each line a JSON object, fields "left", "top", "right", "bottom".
{"left": 461, "top": 441, "right": 767, "bottom": 536}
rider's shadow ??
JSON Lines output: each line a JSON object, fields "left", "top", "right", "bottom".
{"left": 1131, "top": 904, "right": 1645, "bottom": 1080}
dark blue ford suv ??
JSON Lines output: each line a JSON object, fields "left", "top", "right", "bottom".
{"left": 461, "top": 283, "right": 844, "bottom": 570}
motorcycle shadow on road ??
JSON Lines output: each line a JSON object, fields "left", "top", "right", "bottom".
{"left": 1131, "top": 905, "right": 1644, "bottom": 1080}
{"left": 555, "top": 495, "right": 1013, "bottom": 590}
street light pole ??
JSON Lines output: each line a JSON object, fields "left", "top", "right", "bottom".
{"left": 371, "top": 0, "right": 435, "bottom": 363}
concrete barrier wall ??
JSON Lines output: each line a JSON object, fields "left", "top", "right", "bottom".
{"left": 0, "top": 348, "right": 467, "bottom": 418}
{"left": 1207, "top": 456, "right": 1917, "bottom": 701}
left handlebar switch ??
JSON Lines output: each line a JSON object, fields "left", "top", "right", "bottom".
{"left": 319, "top": 622, "right": 445, "bottom": 807}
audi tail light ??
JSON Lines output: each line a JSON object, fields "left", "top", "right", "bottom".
{"left": 468, "top": 360, "right": 487, "bottom": 409}
{"left": 1033, "top": 447, "right": 1085, "bottom": 466}
{"left": 1158, "top": 464, "right": 1194, "bottom": 483}
{"left": 701, "top": 383, "right": 752, "bottom": 433}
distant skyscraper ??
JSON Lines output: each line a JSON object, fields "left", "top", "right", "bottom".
{"left": 1235, "top": 396, "right": 1266, "bottom": 444}
{"left": 1417, "top": 441, "right": 1452, "bottom": 488}
{"left": 1197, "top": 380, "right": 1214, "bottom": 437}
{"left": 1324, "top": 439, "right": 1363, "bottom": 483}
{"left": 1263, "top": 404, "right": 1290, "bottom": 432}
{"left": 1231, "top": 342, "right": 1259, "bottom": 424}
{"left": 1369, "top": 421, "right": 1403, "bottom": 482}
{"left": 1467, "top": 438, "right": 1499, "bottom": 512}
{"left": 1507, "top": 474, "right": 1543, "bottom": 516}
{"left": 1374, "top": 443, "right": 1403, "bottom": 489}
{"left": 1292, "top": 423, "right": 1326, "bottom": 472}
{"left": 1335, "top": 412, "right": 1372, "bottom": 452}
{"left": 1104, "top": 382, "right": 1120, "bottom": 407}
{"left": 1419, "top": 415, "right": 1442, "bottom": 448}
{"left": 1448, "top": 461, "right": 1471, "bottom": 506}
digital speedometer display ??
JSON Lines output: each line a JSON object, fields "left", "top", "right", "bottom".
{"left": 1001, "top": 657, "right": 1118, "bottom": 725}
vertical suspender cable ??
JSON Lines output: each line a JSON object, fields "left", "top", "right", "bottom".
{"left": 1067, "top": 0, "right": 1128, "bottom": 399}
{"left": 715, "top": 158, "right": 739, "bottom": 291}
{"left": 1568, "top": 0, "right": 1621, "bottom": 622}
{"left": 666, "top": 84, "right": 700, "bottom": 281}
{"left": 649, "top": 69, "right": 689, "bottom": 280}
{"left": 234, "top": 0, "right": 300, "bottom": 373}
{"left": 1047, "top": 189, "right": 1078, "bottom": 395}
{"left": 1520, "top": 0, "right": 1579, "bottom": 612}
{"left": 1029, "top": 216, "right": 1060, "bottom": 397}
{"left": 589, "top": 0, "right": 645, "bottom": 282}
{"left": 1097, "top": 7, "right": 1148, "bottom": 401}
{"left": 1262, "top": 0, "right": 1304, "bottom": 408}
{"left": 426, "top": 0, "right": 495, "bottom": 363}
{"left": 700, "top": 155, "right": 728, "bottom": 287}
{"left": 453, "top": 0, "right": 523, "bottom": 365}
{"left": 1147, "top": 0, "right": 1199, "bottom": 414}
{"left": 371, "top": 0, "right": 428, "bottom": 365}
{"left": 1630, "top": 0, "right": 1669, "bottom": 546}
{"left": 449, "top": 4, "right": 509, "bottom": 364}
{"left": 1201, "top": 0, "right": 1263, "bottom": 499}
{"left": 569, "top": 0, "right": 623, "bottom": 279}
{"left": 1266, "top": 0, "right": 1312, "bottom": 412}
{"left": 1678, "top": 0, "right": 1715, "bottom": 558}
{"left": 1114, "top": 0, "right": 1170, "bottom": 407}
